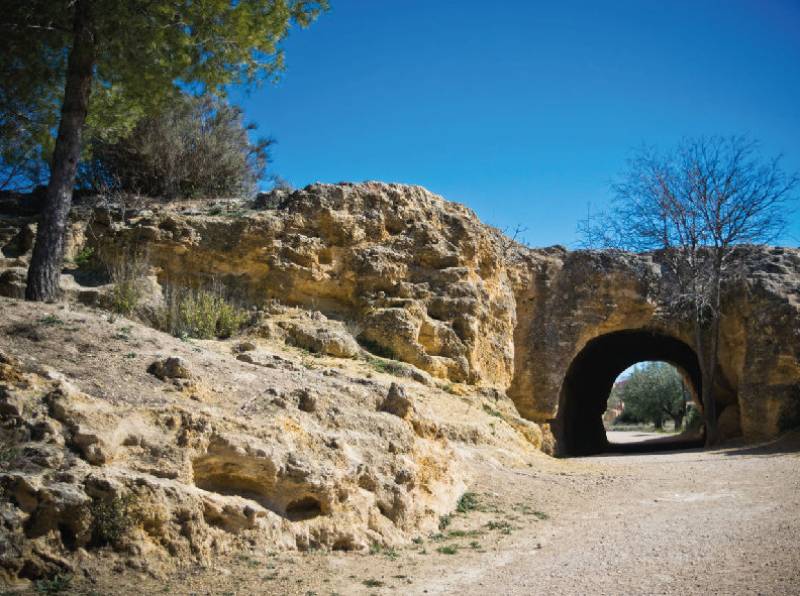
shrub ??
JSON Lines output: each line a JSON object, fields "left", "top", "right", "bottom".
{"left": 90, "top": 493, "right": 138, "bottom": 546}
{"left": 0, "top": 441, "right": 19, "bottom": 470}
{"left": 72, "top": 246, "right": 95, "bottom": 267}
{"left": 104, "top": 250, "right": 149, "bottom": 315}
{"left": 34, "top": 574, "right": 73, "bottom": 594}
{"left": 438, "top": 514, "right": 453, "bottom": 530}
{"left": 456, "top": 492, "right": 479, "bottom": 513}
{"left": 158, "top": 283, "right": 248, "bottom": 339}
{"left": 82, "top": 94, "right": 272, "bottom": 199}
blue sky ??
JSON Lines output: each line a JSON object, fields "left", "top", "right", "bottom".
{"left": 232, "top": 0, "right": 800, "bottom": 248}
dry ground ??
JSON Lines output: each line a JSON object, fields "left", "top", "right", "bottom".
{"left": 42, "top": 432, "right": 800, "bottom": 596}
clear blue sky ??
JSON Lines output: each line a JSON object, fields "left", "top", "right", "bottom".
{"left": 232, "top": 0, "right": 800, "bottom": 248}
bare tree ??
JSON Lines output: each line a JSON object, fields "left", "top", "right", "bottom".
{"left": 581, "top": 136, "right": 798, "bottom": 445}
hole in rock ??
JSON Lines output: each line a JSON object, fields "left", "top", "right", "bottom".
{"left": 556, "top": 330, "right": 707, "bottom": 456}
{"left": 285, "top": 497, "right": 323, "bottom": 521}
{"left": 192, "top": 454, "right": 326, "bottom": 522}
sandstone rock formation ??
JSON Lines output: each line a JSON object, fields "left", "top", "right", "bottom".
{"left": 0, "top": 182, "right": 798, "bottom": 583}
{"left": 0, "top": 299, "right": 543, "bottom": 583}
{"left": 1, "top": 183, "right": 798, "bottom": 451}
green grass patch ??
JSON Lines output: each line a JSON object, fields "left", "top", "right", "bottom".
{"left": 34, "top": 575, "right": 72, "bottom": 594}
{"left": 482, "top": 404, "right": 503, "bottom": 418}
{"left": 73, "top": 246, "right": 95, "bottom": 267}
{"left": 447, "top": 529, "right": 484, "bottom": 539}
{"left": 37, "top": 314, "right": 63, "bottom": 326}
{"left": 438, "top": 513, "right": 453, "bottom": 530}
{"left": 486, "top": 520, "right": 514, "bottom": 534}
{"left": 364, "top": 355, "right": 406, "bottom": 376}
{"left": 456, "top": 492, "right": 480, "bottom": 513}
{"left": 157, "top": 284, "right": 248, "bottom": 339}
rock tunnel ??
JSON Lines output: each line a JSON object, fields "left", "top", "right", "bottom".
{"left": 554, "top": 329, "right": 703, "bottom": 457}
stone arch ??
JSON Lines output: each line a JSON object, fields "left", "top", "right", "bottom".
{"left": 554, "top": 329, "right": 703, "bottom": 456}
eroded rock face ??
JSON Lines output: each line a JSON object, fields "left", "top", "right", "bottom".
{"left": 0, "top": 183, "right": 797, "bottom": 449}
{"left": 0, "top": 183, "right": 797, "bottom": 583}
{"left": 87, "top": 183, "right": 518, "bottom": 388}
{"left": 4, "top": 306, "right": 540, "bottom": 581}
{"left": 506, "top": 245, "right": 800, "bottom": 449}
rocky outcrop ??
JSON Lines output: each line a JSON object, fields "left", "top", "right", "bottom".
{"left": 0, "top": 301, "right": 543, "bottom": 583}
{"left": 506, "top": 245, "right": 800, "bottom": 451}
{"left": 0, "top": 182, "right": 798, "bottom": 584}
{"left": 85, "top": 183, "right": 517, "bottom": 388}
{"left": 0, "top": 182, "right": 798, "bottom": 451}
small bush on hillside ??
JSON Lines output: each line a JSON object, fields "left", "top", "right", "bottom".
{"left": 90, "top": 493, "right": 138, "bottom": 546}
{"left": 33, "top": 574, "right": 72, "bottom": 594}
{"left": 82, "top": 94, "right": 272, "bottom": 199}
{"left": 157, "top": 282, "right": 248, "bottom": 339}
{"left": 102, "top": 249, "right": 150, "bottom": 315}
{"left": 456, "top": 492, "right": 480, "bottom": 513}
{"left": 0, "top": 441, "right": 20, "bottom": 470}
{"left": 72, "top": 246, "right": 95, "bottom": 267}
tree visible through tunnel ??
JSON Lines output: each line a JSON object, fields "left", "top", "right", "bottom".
{"left": 606, "top": 361, "right": 697, "bottom": 437}
{"left": 556, "top": 330, "right": 705, "bottom": 456}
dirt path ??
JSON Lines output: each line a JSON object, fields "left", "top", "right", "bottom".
{"left": 65, "top": 433, "right": 800, "bottom": 596}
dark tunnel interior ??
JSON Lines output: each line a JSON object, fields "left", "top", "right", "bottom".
{"left": 555, "top": 329, "right": 703, "bottom": 457}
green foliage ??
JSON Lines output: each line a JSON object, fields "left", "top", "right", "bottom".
{"left": 158, "top": 283, "right": 248, "bottom": 339}
{"left": 482, "top": 404, "right": 503, "bottom": 418}
{"left": 618, "top": 362, "right": 688, "bottom": 429}
{"left": 72, "top": 246, "right": 95, "bottom": 267}
{"left": 485, "top": 520, "right": 513, "bottom": 534}
{"left": 111, "top": 281, "right": 142, "bottom": 316}
{"left": 446, "top": 529, "right": 483, "bottom": 539}
{"left": 104, "top": 250, "right": 149, "bottom": 315}
{"left": 34, "top": 574, "right": 73, "bottom": 594}
{"left": 684, "top": 405, "right": 704, "bottom": 432}
{"left": 456, "top": 492, "right": 479, "bottom": 513}
{"left": 364, "top": 355, "right": 406, "bottom": 376}
{"left": 82, "top": 94, "right": 273, "bottom": 198}
{"left": 37, "top": 314, "right": 63, "bottom": 326}
{"left": 90, "top": 493, "right": 137, "bottom": 546}
{"left": 0, "top": 0, "right": 327, "bottom": 190}
{"left": 438, "top": 514, "right": 454, "bottom": 530}
{"left": 436, "top": 545, "right": 459, "bottom": 555}
{"left": 0, "top": 442, "right": 20, "bottom": 470}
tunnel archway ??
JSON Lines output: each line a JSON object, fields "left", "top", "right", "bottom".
{"left": 555, "top": 329, "right": 702, "bottom": 457}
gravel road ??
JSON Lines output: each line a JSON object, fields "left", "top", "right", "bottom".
{"left": 419, "top": 432, "right": 800, "bottom": 595}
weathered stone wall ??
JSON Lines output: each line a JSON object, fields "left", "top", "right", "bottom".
{"left": 1, "top": 183, "right": 798, "bottom": 447}
{"left": 506, "top": 245, "right": 800, "bottom": 445}
{"left": 87, "top": 183, "right": 517, "bottom": 388}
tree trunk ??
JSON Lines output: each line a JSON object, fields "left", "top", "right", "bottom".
{"left": 672, "top": 413, "right": 684, "bottom": 432}
{"left": 25, "top": 0, "right": 95, "bottom": 301}
{"left": 703, "top": 317, "right": 721, "bottom": 446}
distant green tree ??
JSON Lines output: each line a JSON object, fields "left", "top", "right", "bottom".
{"left": 619, "top": 362, "right": 688, "bottom": 430}
{"left": 0, "top": 0, "right": 327, "bottom": 301}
